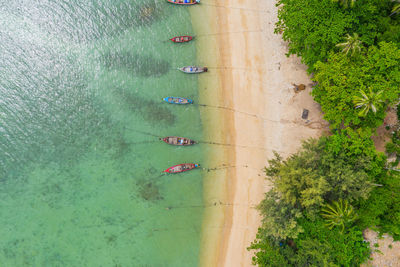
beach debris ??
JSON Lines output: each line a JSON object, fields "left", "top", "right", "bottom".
{"left": 302, "top": 109, "right": 309, "bottom": 120}
{"left": 292, "top": 83, "right": 306, "bottom": 93}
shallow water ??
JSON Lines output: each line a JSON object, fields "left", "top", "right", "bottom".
{"left": 0, "top": 0, "right": 204, "bottom": 266}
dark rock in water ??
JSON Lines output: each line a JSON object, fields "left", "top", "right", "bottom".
{"left": 136, "top": 180, "right": 163, "bottom": 202}
{"left": 115, "top": 88, "right": 176, "bottom": 126}
{"left": 147, "top": 167, "right": 157, "bottom": 175}
{"left": 111, "top": 135, "right": 132, "bottom": 159}
{"left": 102, "top": 52, "right": 170, "bottom": 77}
{"left": 136, "top": 3, "right": 162, "bottom": 27}
{"left": 142, "top": 104, "right": 176, "bottom": 125}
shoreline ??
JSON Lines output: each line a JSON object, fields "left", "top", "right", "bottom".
{"left": 190, "top": 4, "right": 235, "bottom": 266}
{"left": 192, "top": 1, "right": 327, "bottom": 266}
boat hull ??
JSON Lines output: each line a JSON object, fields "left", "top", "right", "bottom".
{"left": 167, "top": 0, "right": 200, "bottom": 5}
{"left": 163, "top": 97, "right": 193, "bottom": 104}
{"left": 162, "top": 136, "right": 196, "bottom": 146}
{"left": 164, "top": 163, "right": 199, "bottom": 173}
{"left": 170, "top": 36, "right": 193, "bottom": 43}
{"left": 178, "top": 66, "right": 208, "bottom": 74}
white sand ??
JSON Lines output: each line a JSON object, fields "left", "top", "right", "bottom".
{"left": 192, "top": 1, "right": 327, "bottom": 266}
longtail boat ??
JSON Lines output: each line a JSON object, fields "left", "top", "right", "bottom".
{"left": 162, "top": 136, "right": 196, "bottom": 146}
{"left": 167, "top": 0, "right": 200, "bottom": 5}
{"left": 170, "top": 36, "right": 193, "bottom": 43}
{"left": 178, "top": 66, "right": 208, "bottom": 74}
{"left": 164, "top": 163, "right": 200, "bottom": 173}
{"left": 163, "top": 97, "right": 193, "bottom": 104}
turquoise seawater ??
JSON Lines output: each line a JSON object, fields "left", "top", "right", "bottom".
{"left": 0, "top": 1, "right": 205, "bottom": 266}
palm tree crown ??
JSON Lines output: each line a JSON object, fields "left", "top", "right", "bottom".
{"left": 353, "top": 88, "right": 384, "bottom": 117}
{"left": 321, "top": 200, "right": 356, "bottom": 232}
{"left": 391, "top": 0, "right": 400, "bottom": 16}
{"left": 332, "top": 0, "right": 356, "bottom": 8}
{"left": 336, "top": 33, "right": 363, "bottom": 56}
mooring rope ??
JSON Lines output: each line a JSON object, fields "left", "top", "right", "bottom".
{"left": 162, "top": 30, "right": 263, "bottom": 42}
{"left": 199, "top": 2, "right": 268, "bottom": 13}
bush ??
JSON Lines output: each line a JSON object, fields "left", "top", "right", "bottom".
{"left": 312, "top": 42, "right": 400, "bottom": 129}
{"left": 357, "top": 172, "right": 400, "bottom": 240}
{"left": 276, "top": 0, "right": 397, "bottom": 71}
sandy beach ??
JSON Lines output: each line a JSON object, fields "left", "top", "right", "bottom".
{"left": 192, "top": 0, "right": 327, "bottom": 266}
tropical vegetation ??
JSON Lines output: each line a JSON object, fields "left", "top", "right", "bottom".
{"left": 250, "top": 0, "right": 400, "bottom": 265}
{"left": 336, "top": 33, "right": 363, "bottom": 56}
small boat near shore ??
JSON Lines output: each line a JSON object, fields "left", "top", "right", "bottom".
{"left": 163, "top": 97, "right": 193, "bottom": 104}
{"left": 170, "top": 36, "right": 193, "bottom": 43}
{"left": 167, "top": 0, "right": 200, "bottom": 5}
{"left": 164, "top": 163, "right": 200, "bottom": 173}
{"left": 178, "top": 66, "right": 208, "bottom": 74}
{"left": 162, "top": 136, "right": 196, "bottom": 146}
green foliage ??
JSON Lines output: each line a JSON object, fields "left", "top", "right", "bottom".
{"left": 276, "top": 0, "right": 396, "bottom": 71}
{"left": 397, "top": 104, "right": 400, "bottom": 121}
{"left": 385, "top": 129, "right": 400, "bottom": 165}
{"left": 321, "top": 200, "right": 357, "bottom": 232}
{"left": 251, "top": 131, "right": 385, "bottom": 263}
{"left": 385, "top": 141, "right": 400, "bottom": 156}
{"left": 252, "top": 1, "right": 400, "bottom": 265}
{"left": 351, "top": 0, "right": 395, "bottom": 46}
{"left": 336, "top": 33, "right": 363, "bottom": 56}
{"left": 248, "top": 236, "right": 290, "bottom": 267}
{"left": 275, "top": 0, "right": 354, "bottom": 70}
{"left": 265, "top": 135, "right": 381, "bottom": 215}
{"left": 392, "top": 0, "right": 400, "bottom": 15}
{"left": 312, "top": 42, "right": 400, "bottom": 129}
{"left": 357, "top": 172, "right": 400, "bottom": 240}
{"left": 249, "top": 217, "right": 371, "bottom": 266}
{"left": 295, "top": 219, "right": 370, "bottom": 266}
{"left": 293, "top": 238, "right": 338, "bottom": 267}
{"left": 332, "top": 0, "right": 356, "bottom": 8}
{"left": 378, "top": 22, "right": 400, "bottom": 44}
{"left": 353, "top": 88, "right": 384, "bottom": 117}
{"left": 257, "top": 190, "right": 304, "bottom": 241}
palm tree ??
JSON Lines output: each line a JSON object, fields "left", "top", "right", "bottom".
{"left": 391, "top": 0, "right": 400, "bottom": 16}
{"left": 332, "top": 0, "right": 356, "bottom": 8}
{"left": 321, "top": 200, "right": 356, "bottom": 232}
{"left": 336, "top": 33, "right": 363, "bottom": 56}
{"left": 353, "top": 88, "right": 384, "bottom": 117}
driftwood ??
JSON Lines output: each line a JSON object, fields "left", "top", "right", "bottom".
{"left": 292, "top": 83, "right": 306, "bottom": 93}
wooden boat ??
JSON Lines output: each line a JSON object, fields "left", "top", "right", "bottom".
{"left": 167, "top": 0, "right": 200, "bottom": 5}
{"left": 163, "top": 97, "right": 193, "bottom": 104}
{"left": 170, "top": 36, "right": 193, "bottom": 43}
{"left": 162, "top": 136, "right": 196, "bottom": 146}
{"left": 164, "top": 163, "right": 200, "bottom": 173}
{"left": 178, "top": 66, "right": 208, "bottom": 74}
